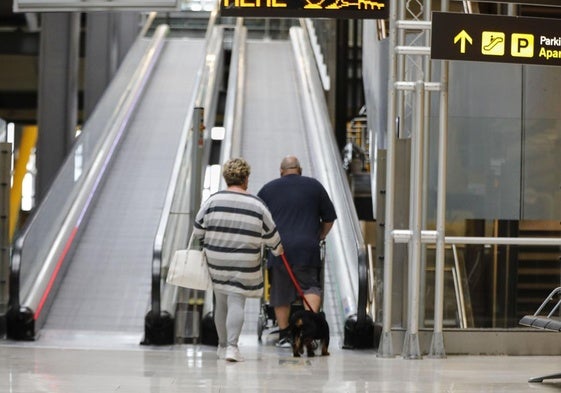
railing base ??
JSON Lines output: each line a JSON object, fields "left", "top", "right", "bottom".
{"left": 141, "top": 310, "right": 174, "bottom": 345}
{"left": 6, "top": 306, "right": 35, "bottom": 341}
{"left": 200, "top": 311, "right": 218, "bottom": 346}
{"left": 342, "top": 314, "right": 378, "bottom": 349}
{"left": 402, "top": 331, "right": 422, "bottom": 359}
{"left": 428, "top": 331, "right": 447, "bottom": 358}
{"left": 377, "top": 330, "right": 394, "bottom": 357}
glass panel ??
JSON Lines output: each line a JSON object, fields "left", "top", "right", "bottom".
{"left": 421, "top": 63, "right": 561, "bottom": 329}
{"left": 522, "top": 66, "right": 561, "bottom": 220}
{"left": 428, "top": 61, "right": 523, "bottom": 221}
{"left": 427, "top": 116, "right": 521, "bottom": 220}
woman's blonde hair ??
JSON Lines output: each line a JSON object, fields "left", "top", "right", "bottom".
{"left": 223, "top": 157, "right": 251, "bottom": 186}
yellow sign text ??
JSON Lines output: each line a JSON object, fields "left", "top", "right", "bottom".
{"left": 222, "top": 0, "right": 287, "bottom": 7}
{"left": 539, "top": 47, "right": 561, "bottom": 60}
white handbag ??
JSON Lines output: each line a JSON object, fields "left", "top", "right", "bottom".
{"left": 166, "top": 233, "right": 211, "bottom": 290}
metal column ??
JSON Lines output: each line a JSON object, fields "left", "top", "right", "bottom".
{"left": 84, "top": 12, "right": 141, "bottom": 120}
{"left": 428, "top": 0, "right": 451, "bottom": 359}
{"left": 36, "top": 13, "right": 80, "bottom": 202}
{"left": 379, "top": 0, "right": 450, "bottom": 358}
{"left": 0, "top": 142, "right": 10, "bottom": 337}
{"left": 377, "top": 0, "right": 398, "bottom": 358}
{"left": 190, "top": 107, "right": 205, "bottom": 218}
{"left": 401, "top": 81, "right": 425, "bottom": 359}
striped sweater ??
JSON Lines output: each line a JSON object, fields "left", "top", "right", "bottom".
{"left": 193, "top": 190, "right": 283, "bottom": 297}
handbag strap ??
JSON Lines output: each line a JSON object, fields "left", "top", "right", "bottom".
{"left": 187, "top": 231, "right": 200, "bottom": 251}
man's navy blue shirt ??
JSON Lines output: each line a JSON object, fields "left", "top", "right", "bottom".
{"left": 257, "top": 174, "right": 337, "bottom": 268}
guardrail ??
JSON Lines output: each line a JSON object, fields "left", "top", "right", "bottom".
{"left": 290, "top": 22, "right": 374, "bottom": 348}
{"left": 144, "top": 7, "right": 224, "bottom": 345}
{"left": 198, "top": 18, "right": 247, "bottom": 343}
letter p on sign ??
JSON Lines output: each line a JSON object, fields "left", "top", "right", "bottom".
{"left": 511, "top": 33, "right": 534, "bottom": 58}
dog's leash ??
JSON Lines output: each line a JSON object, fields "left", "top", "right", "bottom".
{"left": 280, "top": 253, "right": 314, "bottom": 311}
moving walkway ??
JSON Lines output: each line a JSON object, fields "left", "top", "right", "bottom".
{"left": 6, "top": 17, "right": 221, "bottom": 340}
{"left": 7, "top": 13, "right": 374, "bottom": 348}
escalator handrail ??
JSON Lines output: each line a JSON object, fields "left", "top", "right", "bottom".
{"left": 220, "top": 18, "right": 246, "bottom": 169}
{"left": 290, "top": 24, "right": 368, "bottom": 325}
{"left": 150, "top": 7, "right": 222, "bottom": 319}
{"left": 202, "top": 18, "right": 247, "bottom": 318}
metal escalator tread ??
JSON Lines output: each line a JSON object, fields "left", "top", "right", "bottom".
{"left": 239, "top": 39, "right": 342, "bottom": 338}
{"left": 241, "top": 40, "right": 313, "bottom": 194}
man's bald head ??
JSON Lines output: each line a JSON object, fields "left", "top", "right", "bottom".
{"left": 280, "top": 156, "right": 302, "bottom": 176}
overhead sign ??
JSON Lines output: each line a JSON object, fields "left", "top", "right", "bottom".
{"left": 13, "top": 0, "right": 181, "bottom": 12}
{"left": 220, "top": 0, "right": 388, "bottom": 19}
{"left": 467, "top": 0, "right": 561, "bottom": 5}
{"left": 431, "top": 12, "right": 561, "bottom": 67}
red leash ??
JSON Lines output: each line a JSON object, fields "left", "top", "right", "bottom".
{"left": 280, "top": 253, "right": 314, "bottom": 311}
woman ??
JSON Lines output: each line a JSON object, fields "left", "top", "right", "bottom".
{"left": 193, "top": 158, "right": 283, "bottom": 362}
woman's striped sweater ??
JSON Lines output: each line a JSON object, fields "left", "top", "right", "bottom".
{"left": 193, "top": 190, "right": 283, "bottom": 297}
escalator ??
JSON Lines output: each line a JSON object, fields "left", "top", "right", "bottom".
{"left": 6, "top": 20, "right": 220, "bottom": 340}
{"left": 217, "top": 21, "right": 374, "bottom": 347}
{"left": 41, "top": 37, "right": 205, "bottom": 334}
{"left": 7, "top": 13, "right": 373, "bottom": 347}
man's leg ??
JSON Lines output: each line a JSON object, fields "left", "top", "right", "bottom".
{"left": 303, "top": 293, "right": 321, "bottom": 313}
{"left": 299, "top": 266, "right": 323, "bottom": 313}
{"left": 274, "top": 304, "right": 292, "bottom": 347}
{"left": 274, "top": 304, "right": 291, "bottom": 331}
{"left": 270, "top": 265, "right": 292, "bottom": 346}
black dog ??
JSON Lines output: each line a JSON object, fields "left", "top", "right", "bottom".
{"left": 289, "top": 310, "right": 330, "bottom": 357}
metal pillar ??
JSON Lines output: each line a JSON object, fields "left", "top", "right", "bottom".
{"left": 377, "top": 0, "right": 399, "bottom": 358}
{"left": 379, "top": 0, "right": 450, "bottom": 358}
{"left": 84, "top": 12, "right": 141, "bottom": 120}
{"left": 401, "top": 81, "right": 425, "bottom": 360}
{"left": 427, "top": 0, "right": 450, "bottom": 360}
{"left": 37, "top": 12, "right": 80, "bottom": 202}
{"left": 190, "top": 107, "right": 205, "bottom": 217}
{"left": 0, "top": 142, "right": 10, "bottom": 337}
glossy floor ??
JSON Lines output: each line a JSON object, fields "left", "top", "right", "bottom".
{"left": 2, "top": 327, "right": 561, "bottom": 393}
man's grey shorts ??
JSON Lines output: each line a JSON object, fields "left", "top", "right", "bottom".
{"left": 268, "top": 264, "right": 322, "bottom": 307}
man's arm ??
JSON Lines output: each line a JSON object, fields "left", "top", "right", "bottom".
{"left": 319, "top": 221, "right": 334, "bottom": 241}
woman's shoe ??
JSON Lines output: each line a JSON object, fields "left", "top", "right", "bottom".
{"left": 225, "top": 346, "right": 245, "bottom": 362}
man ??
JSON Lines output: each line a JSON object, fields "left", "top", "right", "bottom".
{"left": 257, "top": 155, "right": 337, "bottom": 348}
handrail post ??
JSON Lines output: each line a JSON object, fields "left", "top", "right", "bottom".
{"left": 378, "top": 0, "right": 398, "bottom": 358}
{"left": 429, "top": 44, "right": 449, "bottom": 359}
{"left": 401, "top": 80, "right": 425, "bottom": 360}
{"left": 190, "top": 107, "right": 205, "bottom": 219}
{"left": 0, "top": 142, "right": 10, "bottom": 337}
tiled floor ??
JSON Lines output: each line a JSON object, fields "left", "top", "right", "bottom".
{"left": 2, "top": 327, "right": 561, "bottom": 393}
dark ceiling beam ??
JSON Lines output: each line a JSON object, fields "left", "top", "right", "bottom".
{"left": 0, "top": 32, "right": 39, "bottom": 55}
